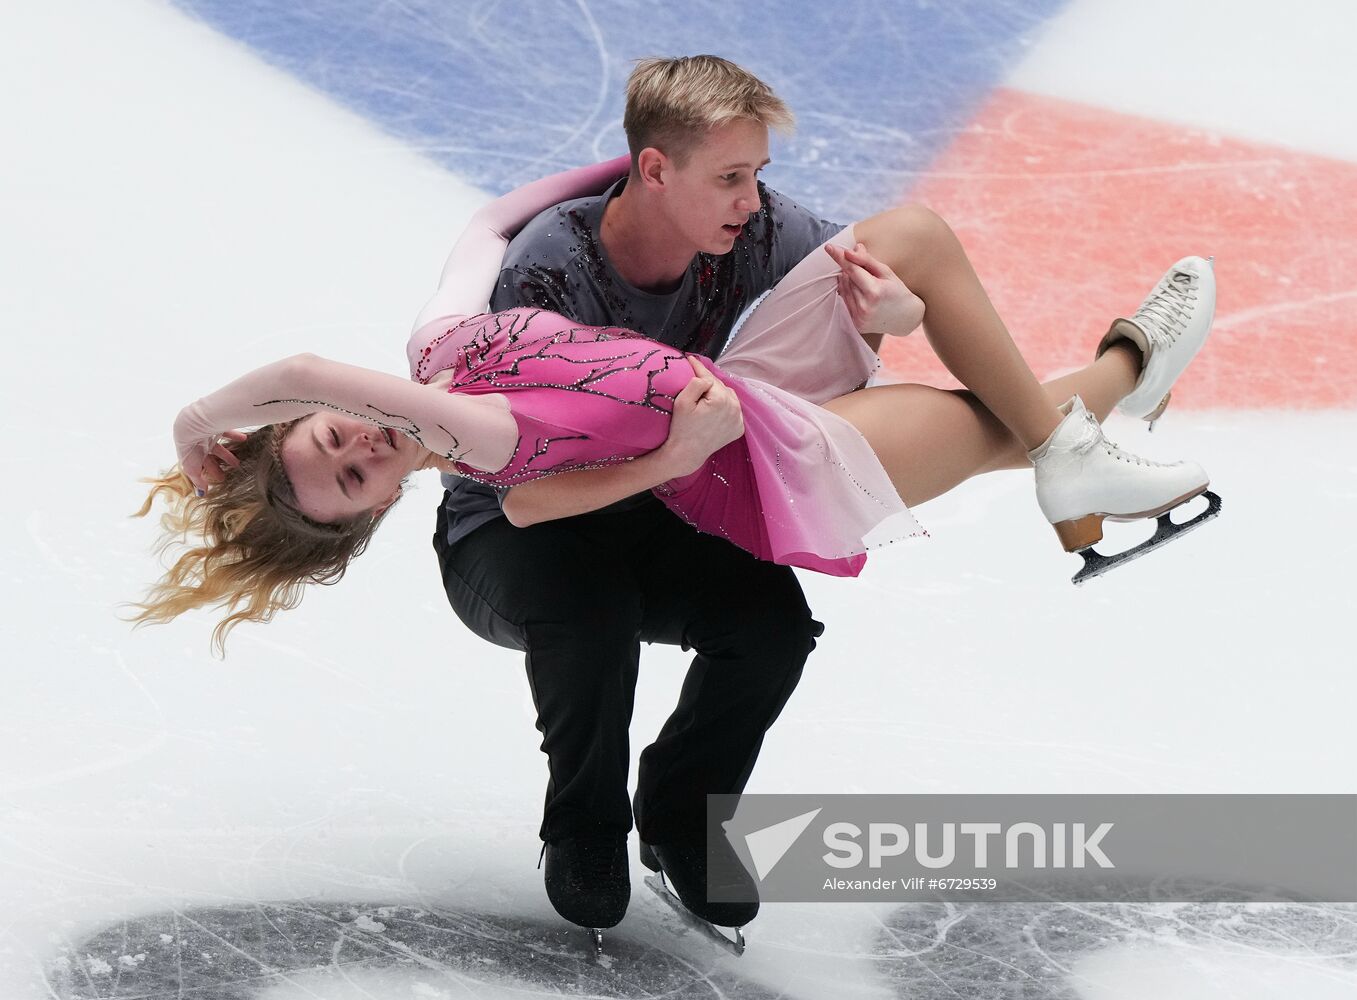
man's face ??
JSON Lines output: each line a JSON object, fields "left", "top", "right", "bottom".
{"left": 661, "top": 118, "right": 770, "bottom": 256}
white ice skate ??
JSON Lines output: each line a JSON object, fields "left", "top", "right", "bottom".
{"left": 1097, "top": 256, "right": 1216, "bottom": 429}
{"left": 1029, "top": 396, "right": 1221, "bottom": 584}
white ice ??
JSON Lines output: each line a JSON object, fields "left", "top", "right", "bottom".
{"left": 2, "top": 1, "right": 1354, "bottom": 998}
{"left": 1010, "top": 0, "right": 1357, "bottom": 161}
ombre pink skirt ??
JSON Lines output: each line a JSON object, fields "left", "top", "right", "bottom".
{"left": 422, "top": 227, "right": 923, "bottom": 576}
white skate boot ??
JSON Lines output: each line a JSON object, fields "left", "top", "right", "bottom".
{"left": 1029, "top": 396, "right": 1221, "bottom": 583}
{"left": 1097, "top": 256, "right": 1215, "bottom": 429}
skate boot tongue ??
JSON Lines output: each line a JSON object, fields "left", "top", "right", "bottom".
{"left": 1104, "top": 316, "right": 1150, "bottom": 355}
{"left": 1096, "top": 256, "right": 1215, "bottom": 424}
{"left": 1029, "top": 395, "right": 1098, "bottom": 460}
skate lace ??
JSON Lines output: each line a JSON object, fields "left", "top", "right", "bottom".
{"left": 1133, "top": 270, "right": 1196, "bottom": 346}
{"left": 1078, "top": 410, "right": 1167, "bottom": 467}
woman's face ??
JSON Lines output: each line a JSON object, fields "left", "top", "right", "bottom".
{"left": 278, "top": 414, "right": 414, "bottom": 523}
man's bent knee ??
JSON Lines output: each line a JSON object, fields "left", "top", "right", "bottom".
{"left": 701, "top": 571, "right": 823, "bottom": 665}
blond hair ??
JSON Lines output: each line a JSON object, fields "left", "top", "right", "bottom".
{"left": 623, "top": 55, "right": 794, "bottom": 167}
{"left": 127, "top": 421, "right": 396, "bottom": 656}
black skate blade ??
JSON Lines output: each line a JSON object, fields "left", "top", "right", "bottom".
{"left": 643, "top": 873, "right": 746, "bottom": 956}
{"left": 1072, "top": 490, "right": 1222, "bottom": 586}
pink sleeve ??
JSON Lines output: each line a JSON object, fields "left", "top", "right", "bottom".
{"left": 407, "top": 155, "right": 630, "bottom": 375}
{"left": 174, "top": 354, "right": 520, "bottom": 487}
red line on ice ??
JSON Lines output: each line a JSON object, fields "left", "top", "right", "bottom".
{"left": 881, "top": 88, "right": 1357, "bottom": 409}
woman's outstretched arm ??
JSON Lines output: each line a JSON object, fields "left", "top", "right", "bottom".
{"left": 174, "top": 354, "right": 517, "bottom": 492}
{"left": 407, "top": 156, "right": 631, "bottom": 369}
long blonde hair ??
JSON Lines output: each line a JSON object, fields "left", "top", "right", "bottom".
{"left": 128, "top": 421, "right": 397, "bottom": 655}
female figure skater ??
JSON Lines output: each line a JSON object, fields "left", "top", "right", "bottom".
{"left": 134, "top": 158, "right": 1214, "bottom": 650}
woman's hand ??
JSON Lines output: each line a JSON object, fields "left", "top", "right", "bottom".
{"left": 825, "top": 241, "right": 925, "bottom": 337}
{"left": 656, "top": 356, "right": 745, "bottom": 478}
{"left": 174, "top": 410, "right": 246, "bottom": 495}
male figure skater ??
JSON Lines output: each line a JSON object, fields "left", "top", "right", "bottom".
{"left": 430, "top": 56, "right": 839, "bottom": 936}
{"left": 425, "top": 54, "right": 1169, "bottom": 935}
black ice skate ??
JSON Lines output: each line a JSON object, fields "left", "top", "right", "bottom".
{"left": 540, "top": 833, "right": 629, "bottom": 956}
{"left": 640, "top": 840, "right": 754, "bottom": 956}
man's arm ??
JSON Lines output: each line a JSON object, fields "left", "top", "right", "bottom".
{"left": 502, "top": 356, "right": 743, "bottom": 527}
{"left": 825, "top": 241, "right": 924, "bottom": 341}
{"left": 502, "top": 448, "right": 688, "bottom": 527}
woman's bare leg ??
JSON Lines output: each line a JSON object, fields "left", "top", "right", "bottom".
{"left": 821, "top": 342, "right": 1142, "bottom": 507}
{"left": 855, "top": 206, "right": 1088, "bottom": 450}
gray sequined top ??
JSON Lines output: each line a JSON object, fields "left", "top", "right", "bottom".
{"left": 439, "top": 177, "right": 844, "bottom": 546}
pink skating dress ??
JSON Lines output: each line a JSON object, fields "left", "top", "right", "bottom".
{"left": 412, "top": 263, "right": 923, "bottom": 577}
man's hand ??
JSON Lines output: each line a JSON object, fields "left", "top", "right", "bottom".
{"left": 656, "top": 356, "right": 745, "bottom": 478}
{"left": 825, "top": 241, "right": 924, "bottom": 337}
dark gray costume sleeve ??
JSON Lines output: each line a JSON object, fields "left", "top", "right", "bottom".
{"left": 747, "top": 183, "right": 846, "bottom": 287}
{"left": 490, "top": 264, "right": 571, "bottom": 314}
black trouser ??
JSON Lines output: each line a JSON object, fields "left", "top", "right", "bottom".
{"left": 433, "top": 494, "right": 823, "bottom": 844}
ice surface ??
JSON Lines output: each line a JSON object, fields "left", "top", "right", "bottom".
{"left": 1009, "top": 0, "right": 1357, "bottom": 161}
{"left": 3, "top": 1, "right": 1355, "bottom": 998}
{"left": 48, "top": 902, "right": 786, "bottom": 999}
{"left": 41, "top": 897, "right": 1357, "bottom": 998}
{"left": 169, "top": 0, "right": 1065, "bottom": 219}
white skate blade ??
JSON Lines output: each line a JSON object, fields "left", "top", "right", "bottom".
{"left": 643, "top": 873, "right": 746, "bottom": 956}
{"left": 1072, "top": 491, "right": 1222, "bottom": 585}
